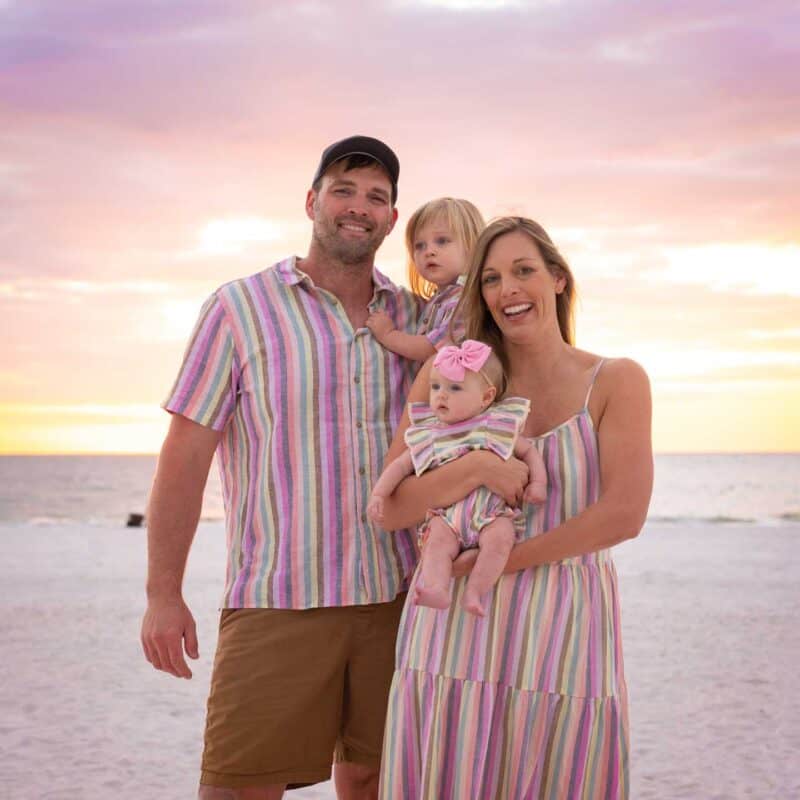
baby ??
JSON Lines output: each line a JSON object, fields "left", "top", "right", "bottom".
{"left": 368, "top": 340, "right": 547, "bottom": 616}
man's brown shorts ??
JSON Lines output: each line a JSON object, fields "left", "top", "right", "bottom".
{"left": 199, "top": 593, "right": 406, "bottom": 790}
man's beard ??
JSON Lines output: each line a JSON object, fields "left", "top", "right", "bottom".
{"left": 312, "top": 215, "right": 388, "bottom": 266}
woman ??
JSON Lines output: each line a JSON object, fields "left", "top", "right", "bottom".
{"left": 377, "top": 217, "right": 653, "bottom": 799}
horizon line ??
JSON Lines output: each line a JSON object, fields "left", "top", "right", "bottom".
{"left": 1, "top": 450, "right": 799, "bottom": 458}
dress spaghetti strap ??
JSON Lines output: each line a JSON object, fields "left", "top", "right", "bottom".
{"left": 583, "top": 358, "right": 606, "bottom": 408}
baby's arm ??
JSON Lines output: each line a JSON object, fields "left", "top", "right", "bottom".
{"left": 514, "top": 438, "right": 548, "bottom": 504}
{"left": 366, "top": 311, "right": 436, "bottom": 362}
{"left": 367, "top": 449, "right": 416, "bottom": 523}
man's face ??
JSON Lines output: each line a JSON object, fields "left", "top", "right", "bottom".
{"left": 306, "top": 161, "right": 398, "bottom": 265}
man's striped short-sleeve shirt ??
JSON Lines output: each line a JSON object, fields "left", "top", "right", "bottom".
{"left": 164, "top": 256, "right": 423, "bottom": 609}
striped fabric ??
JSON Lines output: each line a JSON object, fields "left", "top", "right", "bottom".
{"left": 164, "top": 256, "right": 423, "bottom": 609}
{"left": 406, "top": 398, "right": 530, "bottom": 549}
{"left": 380, "top": 367, "right": 630, "bottom": 798}
{"left": 405, "top": 397, "right": 531, "bottom": 477}
{"left": 419, "top": 277, "right": 465, "bottom": 348}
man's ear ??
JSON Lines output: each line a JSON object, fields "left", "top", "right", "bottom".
{"left": 386, "top": 207, "right": 399, "bottom": 235}
{"left": 305, "top": 189, "right": 316, "bottom": 221}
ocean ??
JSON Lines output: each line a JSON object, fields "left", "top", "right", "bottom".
{"left": 0, "top": 453, "right": 798, "bottom": 528}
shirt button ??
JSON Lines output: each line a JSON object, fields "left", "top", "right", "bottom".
{"left": 354, "top": 376, "right": 360, "bottom": 384}
{"left": 421, "top": 317, "right": 429, "bottom": 324}
{"left": 359, "top": 467, "right": 366, "bottom": 476}
{"left": 356, "top": 421, "right": 363, "bottom": 429}
{"left": 361, "top": 514, "right": 367, "bottom": 523}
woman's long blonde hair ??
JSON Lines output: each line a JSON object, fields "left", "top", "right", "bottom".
{"left": 456, "top": 216, "right": 577, "bottom": 375}
{"left": 405, "top": 198, "right": 485, "bottom": 300}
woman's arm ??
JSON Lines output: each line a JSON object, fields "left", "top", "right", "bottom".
{"left": 502, "top": 358, "right": 653, "bottom": 571}
{"left": 379, "top": 359, "right": 531, "bottom": 531}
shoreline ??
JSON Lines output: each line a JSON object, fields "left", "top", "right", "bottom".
{"left": 2, "top": 521, "right": 798, "bottom": 799}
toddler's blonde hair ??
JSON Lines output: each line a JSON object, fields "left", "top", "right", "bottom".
{"left": 405, "top": 198, "right": 485, "bottom": 300}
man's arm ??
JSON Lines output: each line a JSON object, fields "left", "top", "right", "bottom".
{"left": 140, "top": 413, "right": 221, "bottom": 679}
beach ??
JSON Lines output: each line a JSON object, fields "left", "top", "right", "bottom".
{"left": 2, "top": 519, "right": 798, "bottom": 800}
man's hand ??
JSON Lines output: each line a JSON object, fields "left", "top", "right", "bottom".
{"left": 141, "top": 596, "right": 199, "bottom": 679}
{"left": 366, "top": 310, "right": 395, "bottom": 342}
{"left": 478, "top": 453, "right": 530, "bottom": 507}
{"left": 452, "top": 549, "right": 478, "bottom": 578}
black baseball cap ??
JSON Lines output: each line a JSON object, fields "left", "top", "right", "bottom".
{"left": 312, "top": 135, "right": 399, "bottom": 203}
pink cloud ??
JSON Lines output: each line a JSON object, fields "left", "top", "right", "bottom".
{"left": 1, "top": 0, "right": 798, "bottom": 432}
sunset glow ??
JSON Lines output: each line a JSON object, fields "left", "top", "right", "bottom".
{"left": 2, "top": 1, "right": 798, "bottom": 453}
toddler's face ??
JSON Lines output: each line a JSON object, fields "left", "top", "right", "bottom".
{"left": 412, "top": 218, "right": 466, "bottom": 288}
{"left": 429, "top": 367, "right": 493, "bottom": 424}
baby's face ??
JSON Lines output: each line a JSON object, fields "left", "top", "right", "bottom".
{"left": 429, "top": 367, "right": 491, "bottom": 424}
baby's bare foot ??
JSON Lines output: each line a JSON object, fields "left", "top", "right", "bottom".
{"left": 461, "top": 591, "right": 485, "bottom": 617}
{"left": 414, "top": 584, "right": 450, "bottom": 609}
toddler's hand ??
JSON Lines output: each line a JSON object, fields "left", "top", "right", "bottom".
{"left": 366, "top": 311, "right": 395, "bottom": 341}
{"left": 367, "top": 495, "right": 385, "bottom": 523}
{"left": 523, "top": 483, "right": 547, "bottom": 505}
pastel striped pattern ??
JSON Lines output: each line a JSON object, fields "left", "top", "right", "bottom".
{"left": 424, "top": 490, "right": 523, "bottom": 551}
{"left": 406, "top": 398, "right": 530, "bottom": 549}
{"left": 419, "top": 279, "right": 465, "bottom": 348}
{"left": 405, "top": 397, "right": 531, "bottom": 477}
{"left": 164, "top": 257, "right": 423, "bottom": 609}
{"left": 380, "top": 398, "right": 630, "bottom": 798}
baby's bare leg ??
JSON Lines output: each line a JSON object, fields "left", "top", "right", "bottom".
{"left": 461, "top": 518, "right": 516, "bottom": 617}
{"left": 415, "top": 518, "right": 460, "bottom": 609}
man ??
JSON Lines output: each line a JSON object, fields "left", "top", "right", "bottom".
{"left": 141, "top": 136, "right": 422, "bottom": 799}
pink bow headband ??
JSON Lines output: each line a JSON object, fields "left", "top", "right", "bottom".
{"left": 433, "top": 340, "right": 492, "bottom": 382}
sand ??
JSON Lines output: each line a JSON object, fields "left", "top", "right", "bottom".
{"left": 1, "top": 520, "right": 798, "bottom": 799}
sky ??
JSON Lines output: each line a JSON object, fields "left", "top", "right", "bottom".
{"left": 1, "top": 0, "right": 799, "bottom": 454}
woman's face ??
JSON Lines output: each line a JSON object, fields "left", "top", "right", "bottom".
{"left": 479, "top": 231, "right": 564, "bottom": 342}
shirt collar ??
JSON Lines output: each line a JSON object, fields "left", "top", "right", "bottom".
{"left": 275, "top": 256, "right": 306, "bottom": 286}
{"left": 276, "top": 255, "right": 399, "bottom": 296}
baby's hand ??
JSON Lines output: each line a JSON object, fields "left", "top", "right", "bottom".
{"left": 523, "top": 483, "right": 547, "bottom": 505}
{"left": 367, "top": 495, "right": 385, "bottom": 523}
{"left": 366, "top": 311, "right": 395, "bottom": 341}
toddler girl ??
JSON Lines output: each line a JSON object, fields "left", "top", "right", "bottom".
{"left": 366, "top": 197, "right": 484, "bottom": 359}
{"left": 368, "top": 340, "right": 547, "bottom": 616}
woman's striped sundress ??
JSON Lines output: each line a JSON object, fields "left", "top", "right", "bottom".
{"left": 379, "top": 361, "right": 629, "bottom": 799}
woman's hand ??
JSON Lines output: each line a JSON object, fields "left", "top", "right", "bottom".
{"left": 452, "top": 548, "right": 478, "bottom": 577}
{"left": 476, "top": 452, "right": 530, "bottom": 507}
